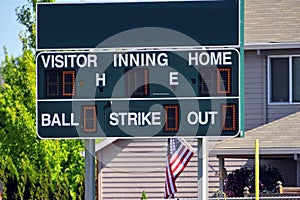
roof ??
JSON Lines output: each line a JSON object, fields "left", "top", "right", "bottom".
{"left": 95, "top": 138, "right": 117, "bottom": 152}
{"left": 211, "top": 111, "right": 300, "bottom": 158}
{"left": 245, "top": 0, "right": 300, "bottom": 44}
{"left": 81, "top": 138, "right": 118, "bottom": 157}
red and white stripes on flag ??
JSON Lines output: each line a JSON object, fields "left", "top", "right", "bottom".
{"left": 164, "top": 138, "right": 194, "bottom": 199}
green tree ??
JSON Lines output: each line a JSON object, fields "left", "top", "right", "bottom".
{"left": 16, "top": 0, "right": 55, "bottom": 50}
{"left": 0, "top": 0, "right": 85, "bottom": 199}
{"left": 141, "top": 191, "right": 148, "bottom": 200}
{"left": 0, "top": 49, "right": 84, "bottom": 199}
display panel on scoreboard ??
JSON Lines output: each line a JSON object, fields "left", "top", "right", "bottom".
{"left": 36, "top": 49, "right": 240, "bottom": 138}
{"left": 37, "top": 99, "right": 239, "bottom": 138}
{"left": 37, "top": 49, "right": 239, "bottom": 99}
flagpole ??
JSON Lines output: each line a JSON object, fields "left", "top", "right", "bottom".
{"left": 178, "top": 138, "right": 195, "bottom": 153}
{"left": 197, "top": 138, "right": 208, "bottom": 199}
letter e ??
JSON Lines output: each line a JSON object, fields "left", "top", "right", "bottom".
{"left": 169, "top": 72, "right": 179, "bottom": 86}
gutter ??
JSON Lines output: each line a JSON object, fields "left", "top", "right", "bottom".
{"left": 210, "top": 148, "right": 300, "bottom": 158}
{"left": 245, "top": 42, "right": 300, "bottom": 50}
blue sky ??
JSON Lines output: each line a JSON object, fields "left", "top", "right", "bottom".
{"left": 0, "top": 0, "right": 177, "bottom": 61}
{"left": 0, "top": 0, "right": 123, "bottom": 61}
{"left": 0, "top": 0, "right": 80, "bottom": 61}
{"left": 0, "top": 0, "right": 26, "bottom": 61}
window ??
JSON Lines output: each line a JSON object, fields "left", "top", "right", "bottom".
{"left": 292, "top": 58, "right": 300, "bottom": 102}
{"left": 268, "top": 56, "right": 300, "bottom": 103}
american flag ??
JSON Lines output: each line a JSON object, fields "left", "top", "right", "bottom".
{"left": 164, "top": 138, "right": 194, "bottom": 199}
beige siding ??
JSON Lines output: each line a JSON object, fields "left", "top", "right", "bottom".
{"left": 97, "top": 138, "right": 196, "bottom": 199}
{"left": 267, "top": 105, "right": 300, "bottom": 123}
{"left": 244, "top": 50, "right": 265, "bottom": 131}
{"left": 96, "top": 139, "right": 249, "bottom": 199}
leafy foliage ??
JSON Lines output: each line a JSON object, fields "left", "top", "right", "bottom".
{"left": 141, "top": 191, "right": 148, "bottom": 200}
{"left": 16, "top": 0, "right": 55, "bottom": 50}
{"left": 0, "top": 0, "right": 85, "bottom": 199}
{"left": 0, "top": 49, "right": 85, "bottom": 199}
{"left": 224, "top": 165, "right": 283, "bottom": 197}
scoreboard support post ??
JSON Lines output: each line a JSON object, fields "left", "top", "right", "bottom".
{"left": 84, "top": 139, "right": 95, "bottom": 200}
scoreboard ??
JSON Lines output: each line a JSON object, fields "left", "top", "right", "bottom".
{"left": 36, "top": 0, "right": 242, "bottom": 139}
{"left": 36, "top": 49, "right": 240, "bottom": 138}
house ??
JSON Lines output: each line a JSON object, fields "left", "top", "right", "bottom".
{"left": 95, "top": 138, "right": 248, "bottom": 199}
{"left": 243, "top": 0, "right": 300, "bottom": 131}
{"left": 211, "top": 111, "right": 300, "bottom": 188}
{"left": 209, "top": 0, "right": 300, "bottom": 192}
{"left": 94, "top": 0, "right": 300, "bottom": 199}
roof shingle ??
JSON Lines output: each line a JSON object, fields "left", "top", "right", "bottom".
{"left": 245, "top": 0, "right": 300, "bottom": 44}
{"left": 214, "top": 111, "right": 300, "bottom": 150}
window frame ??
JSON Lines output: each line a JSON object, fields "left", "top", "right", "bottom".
{"left": 268, "top": 55, "right": 300, "bottom": 105}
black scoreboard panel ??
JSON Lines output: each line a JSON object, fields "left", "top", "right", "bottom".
{"left": 37, "top": 0, "right": 239, "bottom": 49}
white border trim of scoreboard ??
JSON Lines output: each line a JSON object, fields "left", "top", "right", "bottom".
{"left": 37, "top": 96, "right": 240, "bottom": 102}
{"left": 36, "top": 47, "right": 242, "bottom": 139}
{"left": 39, "top": 0, "right": 233, "bottom": 3}
{"left": 36, "top": 0, "right": 241, "bottom": 51}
